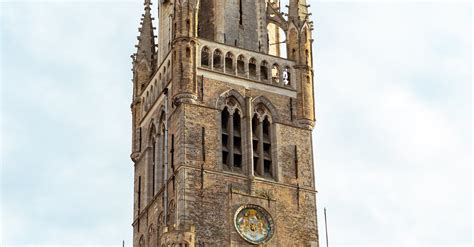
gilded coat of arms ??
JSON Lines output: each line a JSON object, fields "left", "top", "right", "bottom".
{"left": 234, "top": 204, "right": 275, "bottom": 244}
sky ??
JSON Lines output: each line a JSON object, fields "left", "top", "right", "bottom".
{"left": 0, "top": 0, "right": 472, "bottom": 246}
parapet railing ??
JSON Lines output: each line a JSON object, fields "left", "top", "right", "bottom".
{"left": 198, "top": 39, "right": 296, "bottom": 91}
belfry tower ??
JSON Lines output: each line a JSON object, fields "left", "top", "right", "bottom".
{"left": 130, "top": 0, "right": 318, "bottom": 245}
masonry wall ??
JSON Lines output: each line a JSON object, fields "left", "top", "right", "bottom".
{"left": 172, "top": 78, "right": 318, "bottom": 245}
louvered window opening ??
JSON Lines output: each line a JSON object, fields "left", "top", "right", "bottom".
{"left": 252, "top": 115, "right": 272, "bottom": 177}
{"left": 221, "top": 107, "right": 243, "bottom": 171}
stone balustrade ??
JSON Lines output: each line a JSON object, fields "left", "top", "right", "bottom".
{"left": 198, "top": 39, "right": 296, "bottom": 91}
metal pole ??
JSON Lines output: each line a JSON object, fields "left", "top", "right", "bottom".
{"left": 163, "top": 88, "right": 169, "bottom": 225}
{"left": 324, "top": 207, "right": 329, "bottom": 247}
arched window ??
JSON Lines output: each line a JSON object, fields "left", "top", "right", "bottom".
{"left": 249, "top": 58, "right": 257, "bottom": 79}
{"left": 186, "top": 47, "right": 191, "bottom": 58}
{"left": 267, "top": 22, "right": 287, "bottom": 59}
{"left": 271, "top": 64, "right": 280, "bottom": 84}
{"left": 213, "top": 49, "right": 223, "bottom": 70}
{"left": 221, "top": 97, "right": 243, "bottom": 172}
{"left": 283, "top": 67, "right": 291, "bottom": 86}
{"left": 158, "top": 114, "right": 166, "bottom": 189}
{"left": 237, "top": 55, "right": 245, "bottom": 76}
{"left": 201, "top": 46, "right": 210, "bottom": 67}
{"left": 225, "top": 52, "right": 234, "bottom": 74}
{"left": 252, "top": 104, "right": 273, "bottom": 178}
{"left": 260, "top": 61, "right": 269, "bottom": 82}
{"left": 149, "top": 124, "right": 157, "bottom": 197}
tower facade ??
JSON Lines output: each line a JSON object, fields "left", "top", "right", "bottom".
{"left": 130, "top": 0, "right": 318, "bottom": 246}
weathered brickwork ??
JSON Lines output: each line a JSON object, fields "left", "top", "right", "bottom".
{"left": 130, "top": 0, "right": 317, "bottom": 246}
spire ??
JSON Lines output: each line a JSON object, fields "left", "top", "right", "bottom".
{"left": 134, "top": 0, "right": 157, "bottom": 70}
{"left": 288, "top": 0, "right": 311, "bottom": 23}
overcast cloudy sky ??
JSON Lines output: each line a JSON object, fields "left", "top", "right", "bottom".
{"left": 0, "top": 0, "right": 472, "bottom": 246}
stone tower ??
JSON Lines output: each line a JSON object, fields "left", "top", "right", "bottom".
{"left": 130, "top": 0, "right": 318, "bottom": 246}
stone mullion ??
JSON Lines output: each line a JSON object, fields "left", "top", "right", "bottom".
{"left": 228, "top": 113, "right": 234, "bottom": 170}
{"left": 245, "top": 97, "right": 254, "bottom": 177}
{"left": 258, "top": 120, "right": 264, "bottom": 176}
{"left": 156, "top": 135, "right": 162, "bottom": 191}
{"left": 152, "top": 139, "right": 156, "bottom": 196}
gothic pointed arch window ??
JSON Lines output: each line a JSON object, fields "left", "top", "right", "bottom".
{"left": 157, "top": 112, "right": 166, "bottom": 190}
{"left": 220, "top": 97, "right": 243, "bottom": 172}
{"left": 249, "top": 58, "right": 257, "bottom": 79}
{"left": 149, "top": 124, "right": 157, "bottom": 197}
{"left": 213, "top": 49, "right": 223, "bottom": 71}
{"left": 225, "top": 52, "right": 234, "bottom": 74}
{"left": 252, "top": 104, "right": 274, "bottom": 178}
{"left": 237, "top": 55, "right": 246, "bottom": 76}
{"left": 260, "top": 61, "right": 269, "bottom": 82}
{"left": 201, "top": 46, "right": 210, "bottom": 67}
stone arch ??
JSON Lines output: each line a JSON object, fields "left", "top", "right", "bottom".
{"left": 267, "top": 22, "right": 287, "bottom": 58}
{"left": 249, "top": 57, "right": 257, "bottom": 78}
{"left": 225, "top": 52, "right": 234, "bottom": 74}
{"left": 200, "top": 46, "right": 210, "bottom": 67}
{"left": 212, "top": 49, "right": 223, "bottom": 70}
{"left": 260, "top": 60, "right": 269, "bottom": 82}
{"left": 216, "top": 89, "right": 245, "bottom": 111}
{"left": 288, "top": 27, "right": 298, "bottom": 60}
{"left": 157, "top": 104, "right": 166, "bottom": 123}
{"left": 252, "top": 96, "right": 279, "bottom": 122}
{"left": 148, "top": 120, "right": 157, "bottom": 144}
{"left": 237, "top": 54, "right": 246, "bottom": 76}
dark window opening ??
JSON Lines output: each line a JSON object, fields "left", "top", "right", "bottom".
{"left": 225, "top": 53, "right": 234, "bottom": 74}
{"left": 249, "top": 59, "right": 257, "bottom": 78}
{"left": 260, "top": 63, "right": 268, "bottom": 81}
{"left": 186, "top": 47, "right": 191, "bottom": 58}
{"left": 237, "top": 56, "right": 245, "bottom": 76}
{"left": 201, "top": 47, "right": 210, "bottom": 67}
{"left": 137, "top": 176, "right": 142, "bottom": 212}
{"left": 252, "top": 111, "right": 273, "bottom": 178}
{"left": 213, "top": 50, "right": 222, "bottom": 70}
{"left": 264, "top": 160, "right": 272, "bottom": 176}
{"left": 221, "top": 105, "right": 242, "bottom": 172}
{"left": 152, "top": 141, "right": 156, "bottom": 195}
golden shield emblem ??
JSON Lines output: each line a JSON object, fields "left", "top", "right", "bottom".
{"left": 234, "top": 204, "right": 275, "bottom": 244}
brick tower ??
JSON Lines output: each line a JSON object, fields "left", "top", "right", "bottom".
{"left": 130, "top": 0, "right": 318, "bottom": 246}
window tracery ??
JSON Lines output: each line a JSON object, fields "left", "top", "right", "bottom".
{"left": 252, "top": 104, "right": 273, "bottom": 178}
{"left": 221, "top": 97, "right": 243, "bottom": 172}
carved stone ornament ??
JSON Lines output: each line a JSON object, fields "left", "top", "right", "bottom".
{"left": 234, "top": 204, "right": 275, "bottom": 245}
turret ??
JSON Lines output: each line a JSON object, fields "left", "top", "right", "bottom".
{"left": 288, "top": 0, "right": 310, "bottom": 22}
{"left": 131, "top": 0, "right": 157, "bottom": 160}
{"left": 170, "top": 0, "right": 201, "bottom": 105}
{"left": 132, "top": 0, "right": 157, "bottom": 96}
{"left": 287, "top": 0, "right": 315, "bottom": 128}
